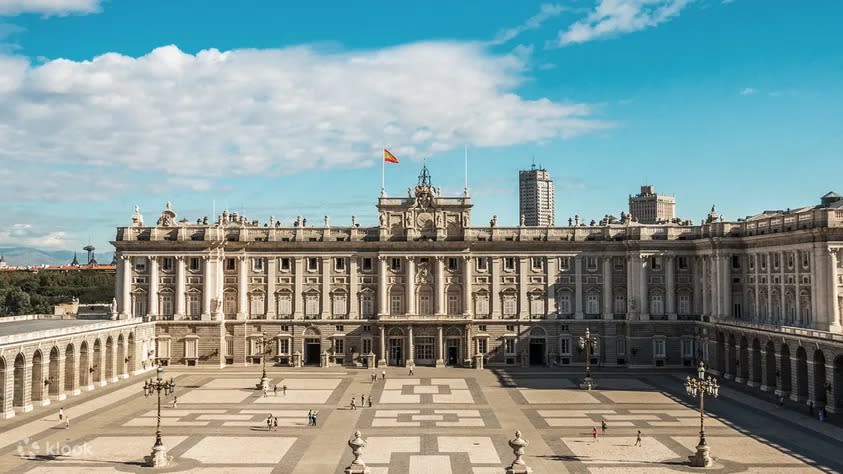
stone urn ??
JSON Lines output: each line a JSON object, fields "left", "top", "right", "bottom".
{"left": 345, "top": 431, "right": 370, "bottom": 474}
{"left": 506, "top": 430, "right": 532, "bottom": 473}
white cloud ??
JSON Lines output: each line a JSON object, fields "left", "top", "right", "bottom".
{"left": 740, "top": 87, "right": 758, "bottom": 95}
{"left": 0, "top": 0, "right": 103, "bottom": 16}
{"left": 0, "top": 42, "right": 609, "bottom": 195}
{"left": 552, "top": 0, "right": 694, "bottom": 47}
{"left": 0, "top": 224, "right": 71, "bottom": 249}
{"left": 492, "top": 4, "right": 567, "bottom": 45}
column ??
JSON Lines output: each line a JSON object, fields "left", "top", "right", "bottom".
{"left": 774, "top": 352, "right": 790, "bottom": 397}
{"left": 436, "top": 325, "right": 444, "bottom": 367}
{"left": 202, "top": 256, "right": 212, "bottom": 320}
{"left": 121, "top": 256, "right": 132, "bottom": 318}
{"left": 766, "top": 252, "right": 774, "bottom": 323}
{"left": 294, "top": 257, "right": 304, "bottom": 319}
{"left": 349, "top": 256, "right": 359, "bottom": 319}
{"left": 626, "top": 255, "right": 636, "bottom": 319}
{"left": 378, "top": 326, "right": 386, "bottom": 366}
{"left": 465, "top": 324, "right": 472, "bottom": 364}
{"left": 175, "top": 256, "right": 185, "bottom": 318}
{"left": 407, "top": 325, "right": 414, "bottom": 366}
{"left": 321, "top": 257, "right": 331, "bottom": 318}
{"left": 519, "top": 257, "right": 529, "bottom": 319}
{"left": 794, "top": 252, "right": 801, "bottom": 324}
{"left": 148, "top": 256, "right": 159, "bottom": 318}
{"left": 692, "top": 257, "right": 701, "bottom": 315}
{"left": 435, "top": 256, "right": 446, "bottom": 315}
{"left": 574, "top": 256, "right": 584, "bottom": 319}
{"left": 753, "top": 254, "right": 760, "bottom": 321}
{"left": 779, "top": 252, "right": 786, "bottom": 323}
{"left": 377, "top": 256, "right": 389, "bottom": 317}
{"left": 722, "top": 253, "right": 732, "bottom": 318}
{"left": 639, "top": 255, "right": 649, "bottom": 320}
{"left": 65, "top": 353, "right": 79, "bottom": 396}
{"left": 238, "top": 256, "right": 248, "bottom": 319}
{"left": 406, "top": 257, "right": 416, "bottom": 315}
{"left": 828, "top": 248, "right": 841, "bottom": 331}
{"left": 546, "top": 256, "right": 557, "bottom": 315}
{"left": 266, "top": 256, "right": 277, "bottom": 319}
{"left": 51, "top": 355, "right": 66, "bottom": 401}
{"left": 602, "top": 256, "right": 613, "bottom": 319}
{"left": 701, "top": 257, "right": 710, "bottom": 316}
{"left": 463, "top": 256, "right": 472, "bottom": 316}
{"left": 491, "top": 257, "right": 501, "bottom": 318}
{"left": 666, "top": 255, "right": 676, "bottom": 319}
{"left": 723, "top": 342, "right": 732, "bottom": 379}
{"left": 19, "top": 361, "right": 33, "bottom": 412}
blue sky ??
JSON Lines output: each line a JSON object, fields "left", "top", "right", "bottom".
{"left": 0, "top": 0, "right": 841, "bottom": 254}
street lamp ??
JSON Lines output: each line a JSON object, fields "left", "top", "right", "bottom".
{"left": 578, "top": 328, "right": 598, "bottom": 390}
{"left": 684, "top": 360, "right": 719, "bottom": 467}
{"left": 142, "top": 365, "right": 176, "bottom": 468}
{"left": 254, "top": 332, "right": 272, "bottom": 391}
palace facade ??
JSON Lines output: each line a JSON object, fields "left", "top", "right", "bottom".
{"left": 104, "top": 168, "right": 843, "bottom": 412}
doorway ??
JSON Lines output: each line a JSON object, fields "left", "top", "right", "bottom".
{"left": 446, "top": 339, "right": 460, "bottom": 366}
{"left": 529, "top": 339, "right": 546, "bottom": 366}
{"left": 389, "top": 338, "right": 403, "bottom": 366}
{"left": 304, "top": 338, "right": 321, "bottom": 366}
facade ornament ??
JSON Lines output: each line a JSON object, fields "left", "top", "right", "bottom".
{"left": 156, "top": 202, "right": 176, "bottom": 227}
{"left": 405, "top": 213, "right": 413, "bottom": 228}
{"left": 435, "top": 212, "right": 443, "bottom": 228}
{"left": 111, "top": 297, "right": 118, "bottom": 313}
{"left": 378, "top": 213, "right": 386, "bottom": 228}
{"left": 462, "top": 212, "right": 470, "bottom": 227}
{"left": 490, "top": 215, "right": 498, "bottom": 227}
{"left": 132, "top": 205, "right": 145, "bottom": 227}
{"left": 520, "top": 214, "right": 526, "bottom": 227}
{"left": 302, "top": 217, "right": 308, "bottom": 227}
{"left": 574, "top": 214, "right": 580, "bottom": 226}
{"left": 269, "top": 216, "right": 276, "bottom": 227}
{"left": 568, "top": 217, "right": 573, "bottom": 226}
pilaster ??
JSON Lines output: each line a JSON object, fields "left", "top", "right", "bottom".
{"left": 295, "top": 257, "right": 305, "bottom": 320}
{"left": 491, "top": 257, "right": 501, "bottom": 319}
{"left": 602, "top": 256, "right": 613, "bottom": 319}
{"left": 202, "top": 256, "right": 212, "bottom": 320}
{"left": 463, "top": 256, "right": 472, "bottom": 316}
{"left": 406, "top": 325, "right": 414, "bottom": 367}
{"left": 666, "top": 255, "right": 676, "bottom": 319}
{"left": 406, "top": 257, "right": 416, "bottom": 316}
{"left": 121, "top": 255, "right": 132, "bottom": 318}
{"left": 639, "top": 254, "right": 649, "bottom": 320}
{"left": 349, "top": 257, "right": 360, "bottom": 319}
{"left": 148, "top": 256, "right": 159, "bottom": 318}
{"left": 574, "top": 256, "right": 584, "bottom": 319}
{"left": 175, "top": 256, "right": 186, "bottom": 318}
{"left": 321, "top": 257, "right": 331, "bottom": 318}
{"left": 267, "top": 256, "right": 277, "bottom": 319}
{"left": 237, "top": 256, "right": 248, "bottom": 320}
{"left": 435, "top": 256, "right": 446, "bottom": 316}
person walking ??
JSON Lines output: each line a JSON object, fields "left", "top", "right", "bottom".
{"left": 266, "top": 415, "right": 273, "bottom": 431}
{"left": 371, "top": 372, "right": 376, "bottom": 383}
{"left": 273, "top": 416, "right": 279, "bottom": 431}
{"left": 262, "top": 386, "right": 268, "bottom": 398}
{"left": 368, "top": 394, "right": 373, "bottom": 408}
{"left": 408, "top": 364, "right": 414, "bottom": 376}
{"left": 601, "top": 419, "right": 607, "bottom": 433}
{"left": 64, "top": 415, "right": 70, "bottom": 429}
{"left": 283, "top": 384, "right": 287, "bottom": 396}
{"left": 592, "top": 426, "right": 598, "bottom": 442}
{"left": 634, "top": 430, "right": 642, "bottom": 447}
{"left": 778, "top": 395, "right": 785, "bottom": 407}
{"left": 361, "top": 394, "right": 365, "bottom": 407}
{"left": 312, "top": 410, "right": 319, "bottom": 426}
{"left": 172, "top": 396, "right": 178, "bottom": 409}
{"left": 351, "top": 398, "right": 357, "bottom": 410}
{"left": 307, "top": 409, "right": 313, "bottom": 426}
{"left": 274, "top": 384, "right": 278, "bottom": 397}
{"left": 59, "top": 407, "right": 64, "bottom": 422}
{"left": 382, "top": 370, "right": 386, "bottom": 380}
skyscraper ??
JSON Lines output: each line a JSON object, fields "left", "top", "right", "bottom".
{"left": 628, "top": 185, "right": 676, "bottom": 224}
{"left": 519, "top": 164, "right": 555, "bottom": 226}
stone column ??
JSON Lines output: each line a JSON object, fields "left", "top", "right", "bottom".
{"left": 0, "top": 367, "right": 12, "bottom": 418}
{"left": 574, "top": 256, "right": 584, "bottom": 319}
{"left": 828, "top": 248, "right": 841, "bottom": 331}
{"left": 639, "top": 255, "right": 649, "bottom": 320}
{"left": 794, "top": 253, "right": 801, "bottom": 325}
{"left": 435, "top": 256, "right": 446, "bottom": 315}
{"left": 50, "top": 355, "right": 66, "bottom": 402}
{"left": 723, "top": 341, "right": 732, "bottom": 379}
{"left": 760, "top": 348, "right": 771, "bottom": 391}
{"left": 175, "top": 256, "right": 185, "bottom": 318}
{"left": 267, "top": 256, "right": 277, "bottom": 319}
{"left": 407, "top": 325, "right": 414, "bottom": 367}
{"left": 491, "top": 257, "right": 501, "bottom": 319}
{"left": 779, "top": 252, "right": 786, "bottom": 323}
{"left": 546, "top": 257, "right": 557, "bottom": 315}
{"left": 722, "top": 254, "right": 732, "bottom": 318}
{"left": 436, "top": 325, "right": 444, "bottom": 367}
{"left": 666, "top": 256, "right": 676, "bottom": 319}
{"left": 321, "top": 257, "right": 331, "bottom": 318}
{"left": 753, "top": 255, "right": 760, "bottom": 321}
{"left": 789, "top": 355, "right": 804, "bottom": 402}
{"left": 65, "top": 352, "right": 79, "bottom": 396}
{"left": 701, "top": 257, "right": 710, "bottom": 316}
{"left": 202, "top": 256, "right": 213, "bottom": 320}
{"left": 602, "top": 256, "right": 613, "bottom": 319}
{"left": 626, "top": 255, "right": 636, "bottom": 319}
{"left": 378, "top": 326, "right": 386, "bottom": 367}
{"left": 349, "top": 257, "right": 359, "bottom": 319}
{"left": 465, "top": 324, "right": 472, "bottom": 365}
{"left": 377, "top": 256, "right": 389, "bottom": 317}
{"left": 518, "top": 257, "right": 529, "bottom": 319}
{"left": 463, "top": 256, "right": 472, "bottom": 316}
{"left": 406, "top": 257, "right": 416, "bottom": 316}
{"left": 294, "top": 257, "right": 304, "bottom": 319}
{"left": 120, "top": 255, "right": 132, "bottom": 318}
{"left": 148, "top": 256, "right": 159, "bottom": 318}
{"left": 238, "top": 256, "right": 248, "bottom": 319}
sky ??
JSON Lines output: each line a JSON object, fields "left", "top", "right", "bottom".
{"left": 0, "top": 0, "right": 841, "bottom": 254}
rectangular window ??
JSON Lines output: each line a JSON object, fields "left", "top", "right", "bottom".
{"left": 654, "top": 339, "right": 666, "bottom": 358}
{"left": 335, "top": 324, "right": 344, "bottom": 332}
{"left": 277, "top": 294, "right": 292, "bottom": 316}
{"left": 586, "top": 294, "right": 600, "bottom": 315}
{"left": 773, "top": 253, "right": 780, "bottom": 270}
{"left": 650, "top": 294, "right": 664, "bottom": 315}
{"left": 503, "top": 295, "right": 517, "bottom": 316}
{"left": 305, "top": 294, "right": 319, "bottom": 316}
{"left": 681, "top": 338, "right": 694, "bottom": 358}
{"left": 447, "top": 294, "right": 460, "bottom": 315}
{"left": 530, "top": 296, "right": 544, "bottom": 316}
{"left": 333, "top": 294, "right": 347, "bottom": 317}
{"left": 557, "top": 294, "right": 571, "bottom": 314}
{"left": 134, "top": 257, "right": 147, "bottom": 272}
{"left": 786, "top": 252, "right": 794, "bottom": 269}
{"left": 252, "top": 258, "right": 264, "bottom": 272}
{"left": 281, "top": 325, "right": 289, "bottom": 332}
{"left": 477, "top": 338, "right": 487, "bottom": 354}
{"left": 732, "top": 255, "right": 741, "bottom": 270}
{"left": 749, "top": 256, "right": 755, "bottom": 270}
{"left": 760, "top": 254, "right": 767, "bottom": 270}
{"left": 226, "top": 258, "right": 236, "bottom": 271}
{"left": 651, "top": 256, "right": 662, "bottom": 270}
{"left": 616, "top": 338, "right": 626, "bottom": 356}
{"left": 362, "top": 338, "right": 372, "bottom": 354}
{"left": 416, "top": 337, "right": 434, "bottom": 360}
{"left": 250, "top": 293, "right": 265, "bottom": 316}
{"left": 678, "top": 294, "right": 690, "bottom": 315}
{"left": 478, "top": 324, "right": 487, "bottom": 332}
{"left": 160, "top": 294, "right": 173, "bottom": 316}
{"left": 156, "top": 339, "right": 170, "bottom": 358}
{"left": 586, "top": 256, "right": 598, "bottom": 271}
{"left": 506, "top": 325, "right": 515, "bottom": 331}
{"left": 189, "top": 257, "right": 200, "bottom": 271}
{"left": 559, "top": 257, "right": 570, "bottom": 270}
{"left": 363, "top": 325, "right": 371, "bottom": 332}
{"left": 362, "top": 257, "right": 373, "bottom": 271}
{"left": 504, "top": 338, "right": 516, "bottom": 354}
{"left": 225, "top": 337, "right": 234, "bottom": 357}
{"left": 161, "top": 257, "right": 174, "bottom": 271}
{"left": 307, "top": 258, "right": 318, "bottom": 272}
{"left": 277, "top": 338, "right": 289, "bottom": 355}
{"left": 447, "top": 257, "right": 459, "bottom": 271}
{"left": 474, "top": 294, "right": 489, "bottom": 316}
{"left": 559, "top": 337, "right": 571, "bottom": 355}
{"left": 185, "top": 339, "right": 198, "bottom": 358}
{"left": 390, "top": 295, "right": 403, "bottom": 315}
{"left": 419, "top": 294, "right": 433, "bottom": 314}
{"left": 390, "top": 257, "right": 402, "bottom": 272}
{"left": 476, "top": 257, "right": 488, "bottom": 272}
{"left": 677, "top": 256, "right": 688, "bottom": 270}
{"left": 613, "top": 295, "right": 626, "bottom": 314}
{"left": 613, "top": 257, "right": 624, "bottom": 271}
{"left": 334, "top": 258, "right": 346, "bottom": 272}
{"left": 801, "top": 251, "right": 810, "bottom": 269}
{"left": 504, "top": 257, "right": 516, "bottom": 271}
{"left": 531, "top": 257, "right": 543, "bottom": 271}
{"left": 279, "top": 258, "right": 291, "bottom": 271}
{"left": 361, "top": 294, "right": 374, "bottom": 316}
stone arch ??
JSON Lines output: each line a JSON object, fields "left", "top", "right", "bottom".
{"left": 105, "top": 336, "right": 115, "bottom": 380}
{"left": 529, "top": 326, "right": 547, "bottom": 337}
{"left": 780, "top": 344, "right": 792, "bottom": 393}
{"left": 13, "top": 352, "right": 26, "bottom": 408}
{"left": 814, "top": 349, "right": 827, "bottom": 405}
{"left": 303, "top": 326, "right": 321, "bottom": 337}
{"left": 387, "top": 327, "right": 404, "bottom": 337}
{"left": 751, "top": 338, "right": 762, "bottom": 385}
{"left": 795, "top": 346, "right": 809, "bottom": 399}
{"left": 764, "top": 340, "right": 776, "bottom": 391}
{"left": 738, "top": 336, "right": 749, "bottom": 380}
{"left": 834, "top": 355, "right": 843, "bottom": 412}
{"left": 48, "top": 346, "right": 61, "bottom": 399}
{"left": 727, "top": 333, "right": 737, "bottom": 376}
{"left": 117, "top": 334, "right": 126, "bottom": 377}
{"left": 127, "top": 332, "right": 136, "bottom": 374}
{"left": 92, "top": 338, "right": 102, "bottom": 383}
{"left": 79, "top": 341, "right": 90, "bottom": 387}
{"left": 445, "top": 326, "right": 463, "bottom": 337}
{"left": 31, "top": 349, "right": 44, "bottom": 403}
{"left": 64, "top": 343, "right": 76, "bottom": 393}
{"left": 784, "top": 290, "right": 796, "bottom": 324}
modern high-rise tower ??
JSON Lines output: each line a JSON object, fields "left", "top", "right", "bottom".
{"left": 628, "top": 185, "right": 676, "bottom": 224}
{"left": 519, "top": 164, "right": 554, "bottom": 226}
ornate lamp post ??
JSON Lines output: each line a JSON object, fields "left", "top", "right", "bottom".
{"left": 684, "top": 360, "right": 719, "bottom": 467}
{"left": 254, "top": 332, "right": 272, "bottom": 391}
{"left": 142, "top": 365, "right": 176, "bottom": 468}
{"left": 578, "top": 327, "right": 598, "bottom": 390}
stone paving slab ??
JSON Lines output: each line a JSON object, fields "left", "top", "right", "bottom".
{"left": 182, "top": 436, "right": 296, "bottom": 464}
{"left": 561, "top": 436, "right": 679, "bottom": 464}
{"left": 517, "top": 389, "right": 600, "bottom": 404}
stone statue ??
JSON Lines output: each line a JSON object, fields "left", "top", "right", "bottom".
{"left": 131, "top": 205, "right": 144, "bottom": 227}
{"left": 462, "top": 212, "right": 470, "bottom": 227}
{"left": 111, "top": 297, "right": 118, "bottom": 313}
{"left": 324, "top": 215, "right": 329, "bottom": 227}
{"left": 351, "top": 215, "right": 357, "bottom": 226}
{"left": 405, "top": 213, "right": 413, "bottom": 228}
{"left": 490, "top": 215, "right": 498, "bottom": 227}
{"left": 568, "top": 217, "right": 573, "bottom": 226}
{"left": 520, "top": 214, "right": 526, "bottom": 226}
{"left": 294, "top": 215, "right": 301, "bottom": 227}
{"left": 379, "top": 213, "right": 386, "bottom": 228}
{"left": 435, "top": 212, "right": 442, "bottom": 228}
{"left": 574, "top": 214, "right": 580, "bottom": 226}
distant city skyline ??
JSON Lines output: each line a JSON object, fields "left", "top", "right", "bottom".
{"left": 1, "top": 1, "right": 842, "bottom": 253}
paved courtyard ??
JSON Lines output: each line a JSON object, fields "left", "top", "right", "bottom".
{"left": 0, "top": 366, "right": 840, "bottom": 473}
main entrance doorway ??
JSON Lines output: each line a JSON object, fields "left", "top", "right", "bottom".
{"left": 529, "top": 339, "right": 546, "bottom": 366}
{"left": 446, "top": 339, "right": 460, "bottom": 366}
{"left": 389, "top": 338, "right": 403, "bottom": 366}
{"left": 304, "top": 338, "right": 321, "bottom": 365}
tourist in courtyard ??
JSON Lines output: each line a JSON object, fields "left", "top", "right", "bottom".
{"left": 312, "top": 410, "right": 319, "bottom": 426}
{"left": 172, "top": 395, "right": 178, "bottom": 409}
{"left": 592, "top": 426, "right": 598, "bottom": 441}
{"left": 59, "top": 407, "right": 64, "bottom": 421}
{"left": 350, "top": 397, "right": 357, "bottom": 410}
{"left": 361, "top": 394, "right": 365, "bottom": 407}
{"left": 283, "top": 384, "right": 287, "bottom": 396}
{"left": 64, "top": 415, "right": 70, "bottom": 429}
{"left": 408, "top": 363, "right": 414, "bottom": 376}
{"left": 273, "top": 416, "right": 279, "bottom": 431}
{"left": 266, "top": 414, "right": 273, "bottom": 431}
{"left": 262, "top": 386, "right": 268, "bottom": 398}
{"left": 371, "top": 372, "right": 376, "bottom": 383}
{"left": 274, "top": 384, "right": 278, "bottom": 396}
{"left": 779, "top": 395, "right": 785, "bottom": 407}
{"left": 601, "top": 419, "right": 607, "bottom": 433}
{"left": 382, "top": 370, "right": 386, "bottom": 380}
{"left": 368, "top": 394, "right": 373, "bottom": 408}
{"left": 634, "top": 430, "right": 642, "bottom": 447}
{"left": 307, "top": 409, "right": 313, "bottom": 426}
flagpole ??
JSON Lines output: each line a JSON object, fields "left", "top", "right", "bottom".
{"left": 464, "top": 145, "right": 468, "bottom": 195}
{"left": 381, "top": 148, "right": 385, "bottom": 197}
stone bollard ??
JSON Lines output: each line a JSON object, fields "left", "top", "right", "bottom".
{"left": 505, "top": 430, "right": 532, "bottom": 474}
{"left": 345, "top": 430, "right": 371, "bottom": 474}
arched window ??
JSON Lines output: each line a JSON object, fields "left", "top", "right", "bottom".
{"left": 187, "top": 290, "right": 201, "bottom": 318}
{"left": 678, "top": 292, "right": 691, "bottom": 315}
{"left": 305, "top": 291, "right": 320, "bottom": 317}
{"left": 159, "top": 291, "right": 174, "bottom": 317}
{"left": 502, "top": 290, "right": 517, "bottom": 317}
{"left": 530, "top": 291, "right": 545, "bottom": 316}
{"left": 447, "top": 287, "right": 461, "bottom": 315}
{"left": 360, "top": 291, "right": 374, "bottom": 317}
{"left": 613, "top": 292, "right": 626, "bottom": 314}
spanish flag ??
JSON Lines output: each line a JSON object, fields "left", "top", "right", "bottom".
{"left": 383, "top": 148, "right": 399, "bottom": 164}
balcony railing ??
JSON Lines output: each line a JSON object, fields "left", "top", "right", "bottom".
{"left": 715, "top": 319, "right": 843, "bottom": 342}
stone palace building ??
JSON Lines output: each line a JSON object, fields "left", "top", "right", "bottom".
{"left": 4, "top": 168, "right": 841, "bottom": 418}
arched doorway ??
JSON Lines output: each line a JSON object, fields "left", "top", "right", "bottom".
{"left": 780, "top": 344, "right": 792, "bottom": 394}
{"left": 738, "top": 336, "right": 749, "bottom": 381}
{"left": 814, "top": 350, "right": 827, "bottom": 406}
{"left": 796, "top": 346, "right": 809, "bottom": 400}
{"left": 751, "top": 339, "right": 762, "bottom": 385}
{"left": 117, "top": 334, "right": 126, "bottom": 377}
{"left": 303, "top": 327, "right": 321, "bottom": 366}
{"left": 387, "top": 327, "right": 405, "bottom": 367}
{"left": 716, "top": 332, "right": 725, "bottom": 374}
{"left": 13, "top": 353, "right": 26, "bottom": 409}
{"left": 31, "top": 350, "right": 44, "bottom": 404}
{"left": 529, "top": 326, "right": 547, "bottom": 366}
{"left": 445, "top": 327, "right": 463, "bottom": 366}
{"left": 128, "top": 333, "right": 136, "bottom": 374}
{"left": 92, "top": 339, "right": 102, "bottom": 384}
{"left": 64, "top": 344, "right": 76, "bottom": 394}
{"left": 79, "top": 341, "right": 90, "bottom": 388}
{"left": 834, "top": 356, "right": 843, "bottom": 412}
{"left": 764, "top": 341, "right": 776, "bottom": 391}
{"left": 727, "top": 334, "right": 737, "bottom": 377}
{"left": 105, "top": 336, "right": 114, "bottom": 381}
{"left": 48, "top": 347, "right": 61, "bottom": 399}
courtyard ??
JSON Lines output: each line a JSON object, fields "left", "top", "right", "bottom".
{"left": 0, "top": 366, "right": 840, "bottom": 473}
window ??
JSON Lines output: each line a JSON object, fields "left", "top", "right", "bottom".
{"left": 760, "top": 254, "right": 767, "bottom": 270}
{"left": 225, "top": 337, "right": 234, "bottom": 357}
{"left": 134, "top": 257, "right": 147, "bottom": 272}
{"left": 307, "top": 258, "right": 318, "bottom": 272}
{"left": 160, "top": 293, "right": 173, "bottom": 316}
{"left": 335, "top": 325, "right": 344, "bottom": 332}
{"left": 749, "top": 256, "right": 755, "bottom": 270}
{"left": 156, "top": 338, "right": 170, "bottom": 358}
{"left": 654, "top": 339, "right": 666, "bottom": 358}
{"left": 801, "top": 251, "right": 810, "bottom": 269}
{"left": 559, "top": 257, "right": 571, "bottom": 270}
{"left": 252, "top": 258, "right": 264, "bottom": 272}
{"left": 678, "top": 294, "right": 690, "bottom": 315}
{"left": 557, "top": 293, "right": 572, "bottom": 314}
{"left": 732, "top": 255, "right": 741, "bottom": 270}
{"left": 361, "top": 294, "right": 374, "bottom": 316}
{"left": 447, "top": 294, "right": 461, "bottom": 315}
{"left": 277, "top": 293, "right": 292, "bottom": 316}
{"left": 530, "top": 295, "right": 544, "bottom": 316}
{"left": 786, "top": 252, "right": 794, "bottom": 269}
{"left": 477, "top": 338, "right": 487, "bottom": 354}
{"left": 476, "top": 257, "right": 488, "bottom": 271}
{"left": 188, "top": 294, "right": 201, "bottom": 317}
{"left": 504, "top": 257, "right": 516, "bottom": 271}
{"left": 586, "top": 257, "right": 598, "bottom": 271}
{"left": 333, "top": 293, "right": 347, "bottom": 317}
{"left": 419, "top": 293, "right": 432, "bottom": 314}
{"left": 189, "top": 257, "right": 200, "bottom": 271}
{"left": 678, "top": 256, "right": 688, "bottom": 270}
{"left": 250, "top": 293, "right": 265, "bottom": 316}
{"left": 475, "top": 293, "right": 489, "bottom": 316}
{"left": 363, "top": 325, "right": 371, "bottom": 332}
{"left": 681, "top": 338, "right": 694, "bottom": 358}
{"left": 650, "top": 294, "right": 664, "bottom": 315}
{"left": 447, "top": 257, "right": 459, "bottom": 271}
{"left": 390, "top": 294, "right": 403, "bottom": 315}
{"left": 651, "top": 256, "right": 662, "bottom": 270}
{"left": 503, "top": 294, "right": 517, "bottom": 317}
{"left": 613, "top": 295, "right": 626, "bottom": 314}
{"left": 277, "top": 338, "right": 290, "bottom": 354}
{"left": 586, "top": 294, "right": 600, "bottom": 315}
{"left": 226, "top": 258, "right": 236, "bottom": 271}
{"left": 616, "top": 338, "right": 626, "bottom": 356}
{"left": 504, "top": 338, "right": 516, "bottom": 354}
{"left": 279, "top": 258, "right": 291, "bottom": 271}
{"left": 334, "top": 258, "right": 346, "bottom": 272}
{"left": 506, "top": 325, "right": 515, "bottom": 331}
{"left": 185, "top": 339, "right": 198, "bottom": 359}
{"left": 531, "top": 257, "right": 543, "bottom": 271}
{"left": 559, "top": 337, "right": 571, "bottom": 355}
{"left": 416, "top": 337, "right": 434, "bottom": 360}
{"left": 478, "top": 324, "right": 487, "bottom": 332}
{"left": 161, "top": 257, "right": 174, "bottom": 271}
{"left": 390, "top": 257, "right": 402, "bottom": 272}
{"left": 613, "top": 257, "right": 624, "bottom": 271}
{"left": 305, "top": 294, "right": 319, "bottom": 317}
{"left": 362, "top": 257, "right": 373, "bottom": 271}
{"left": 280, "top": 325, "right": 289, "bottom": 332}
{"left": 362, "top": 338, "right": 372, "bottom": 354}
{"left": 773, "top": 253, "right": 780, "bottom": 270}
